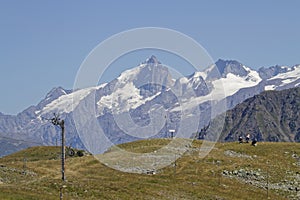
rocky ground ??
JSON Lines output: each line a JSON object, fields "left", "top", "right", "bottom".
{"left": 222, "top": 150, "right": 300, "bottom": 199}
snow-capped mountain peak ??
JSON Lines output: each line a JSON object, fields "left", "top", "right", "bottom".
{"left": 215, "top": 59, "right": 248, "bottom": 77}
{"left": 117, "top": 56, "right": 172, "bottom": 86}
{"left": 143, "top": 55, "right": 161, "bottom": 65}
{"left": 98, "top": 56, "right": 174, "bottom": 115}
{"left": 205, "top": 59, "right": 251, "bottom": 81}
{"left": 45, "top": 87, "right": 69, "bottom": 102}
{"left": 36, "top": 84, "right": 106, "bottom": 116}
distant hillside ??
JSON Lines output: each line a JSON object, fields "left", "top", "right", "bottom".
{"left": 1, "top": 139, "right": 300, "bottom": 199}
{"left": 218, "top": 87, "right": 300, "bottom": 142}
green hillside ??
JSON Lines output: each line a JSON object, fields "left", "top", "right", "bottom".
{"left": 0, "top": 139, "right": 299, "bottom": 199}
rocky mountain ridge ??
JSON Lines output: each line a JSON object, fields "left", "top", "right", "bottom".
{"left": 217, "top": 87, "right": 300, "bottom": 142}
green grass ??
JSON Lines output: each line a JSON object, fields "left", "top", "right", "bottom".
{"left": 1, "top": 140, "right": 299, "bottom": 199}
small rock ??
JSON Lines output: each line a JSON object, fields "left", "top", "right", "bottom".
{"left": 292, "top": 154, "right": 298, "bottom": 158}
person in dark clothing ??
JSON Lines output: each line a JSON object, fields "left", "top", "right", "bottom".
{"left": 251, "top": 138, "right": 257, "bottom": 146}
{"left": 238, "top": 136, "right": 243, "bottom": 144}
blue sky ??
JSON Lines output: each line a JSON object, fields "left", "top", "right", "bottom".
{"left": 0, "top": 0, "right": 299, "bottom": 114}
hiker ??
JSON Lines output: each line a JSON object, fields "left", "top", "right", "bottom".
{"left": 246, "top": 134, "right": 250, "bottom": 143}
{"left": 251, "top": 138, "right": 257, "bottom": 146}
{"left": 238, "top": 136, "right": 243, "bottom": 144}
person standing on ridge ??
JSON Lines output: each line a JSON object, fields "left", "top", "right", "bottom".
{"left": 246, "top": 134, "right": 250, "bottom": 143}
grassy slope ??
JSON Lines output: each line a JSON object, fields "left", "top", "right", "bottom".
{"left": 0, "top": 139, "right": 299, "bottom": 199}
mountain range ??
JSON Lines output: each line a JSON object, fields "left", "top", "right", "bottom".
{"left": 0, "top": 55, "right": 299, "bottom": 157}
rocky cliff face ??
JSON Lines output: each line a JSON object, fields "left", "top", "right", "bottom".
{"left": 218, "top": 87, "right": 300, "bottom": 142}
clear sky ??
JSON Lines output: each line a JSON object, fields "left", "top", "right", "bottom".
{"left": 0, "top": 0, "right": 299, "bottom": 114}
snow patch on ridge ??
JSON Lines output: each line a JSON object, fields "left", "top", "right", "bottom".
{"left": 97, "top": 82, "right": 142, "bottom": 113}
{"left": 37, "top": 84, "right": 106, "bottom": 115}
{"left": 270, "top": 65, "right": 300, "bottom": 80}
{"left": 264, "top": 65, "right": 300, "bottom": 90}
{"left": 97, "top": 82, "right": 161, "bottom": 115}
{"left": 265, "top": 85, "right": 276, "bottom": 91}
{"left": 171, "top": 68, "right": 261, "bottom": 112}
{"left": 216, "top": 69, "right": 261, "bottom": 97}
{"left": 117, "top": 65, "right": 144, "bottom": 84}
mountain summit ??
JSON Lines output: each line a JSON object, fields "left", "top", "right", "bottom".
{"left": 215, "top": 59, "right": 249, "bottom": 77}
{"left": 206, "top": 59, "right": 252, "bottom": 81}
{"left": 143, "top": 55, "right": 161, "bottom": 64}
